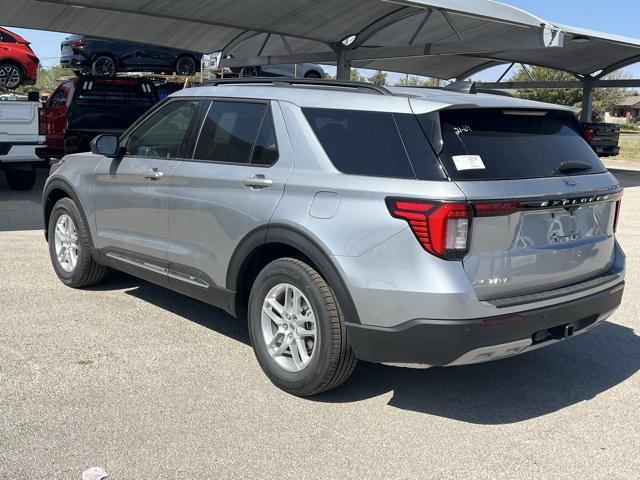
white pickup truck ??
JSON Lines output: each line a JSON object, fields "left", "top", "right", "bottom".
{"left": 0, "top": 99, "right": 47, "bottom": 190}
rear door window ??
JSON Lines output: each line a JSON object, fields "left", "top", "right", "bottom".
{"left": 431, "top": 109, "right": 606, "bottom": 181}
{"left": 303, "top": 108, "right": 445, "bottom": 180}
{"left": 193, "top": 101, "right": 273, "bottom": 164}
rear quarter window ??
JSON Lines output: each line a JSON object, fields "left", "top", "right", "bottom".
{"left": 431, "top": 109, "right": 606, "bottom": 181}
{"left": 303, "top": 108, "right": 445, "bottom": 180}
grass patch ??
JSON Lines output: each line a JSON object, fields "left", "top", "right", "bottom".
{"left": 613, "top": 140, "right": 640, "bottom": 162}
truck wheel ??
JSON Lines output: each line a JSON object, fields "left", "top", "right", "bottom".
{"left": 0, "top": 62, "right": 24, "bottom": 89}
{"left": 248, "top": 258, "right": 356, "bottom": 396}
{"left": 4, "top": 168, "right": 37, "bottom": 191}
{"left": 48, "top": 198, "right": 107, "bottom": 288}
{"left": 91, "top": 56, "right": 116, "bottom": 76}
{"left": 176, "top": 55, "right": 197, "bottom": 76}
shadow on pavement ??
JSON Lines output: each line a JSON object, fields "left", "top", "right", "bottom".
{"left": 319, "top": 321, "right": 640, "bottom": 424}
{"left": 0, "top": 169, "right": 47, "bottom": 232}
{"left": 93, "top": 272, "right": 640, "bottom": 425}
{"left": 609, "top": 168, "right": 640, "bottom": 189}
{"left": 93, "top": 271, "right": 250, "bottom": 345}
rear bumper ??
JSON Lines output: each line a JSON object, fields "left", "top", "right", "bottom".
{"left": 594, "top": 145, "right": 620, "bottom": 157}
{"left": 60, "top": 55, "right": 90, "bottom": 69}
{"left": 0, "top": 142, "right": 46, "bottom": 164}
{"left": 346, "top": 282, "right": 624, "bottom": 366}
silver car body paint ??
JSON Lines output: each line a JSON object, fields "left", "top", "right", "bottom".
{"left": 45, "top": 81, "right": 625, "bottom": 365}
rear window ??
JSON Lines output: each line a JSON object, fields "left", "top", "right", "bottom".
{"left": 68, "top": 79, "right": 158, "bottom": 131}
{"left": 431, "top": 109, "right": 606, "bottom": 181}
{"left": 75, "top": 80, "right": 157, "bottom": 106}
{"left": 303, "top": 108, "right": 445, "bottom": 180}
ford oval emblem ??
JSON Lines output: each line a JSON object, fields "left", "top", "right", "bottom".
{"left": 564, "top": 179, "right": 578, "bottom": 186}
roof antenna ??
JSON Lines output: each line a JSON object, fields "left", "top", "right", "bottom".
{"left": 443, "top": 80, "right": 477, "bottom": 94}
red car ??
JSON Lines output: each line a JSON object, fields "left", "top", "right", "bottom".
{"left": 0, "top": 27, "right": 39, "bottom": 89}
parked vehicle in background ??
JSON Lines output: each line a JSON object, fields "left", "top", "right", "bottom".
{"left": 41, "top": 76, "right": 158, "bottom": 159}
{"left": 60, "top": 35, "right": 203, "bottom": 77}
{"left": 0, "top": 27, "right": 39, "bottom": 89}
{"left": 238, "top": 63, "right": 325, "bottom": 79}
{"left": 0, "top": 98, "right": 46, "bottom": 190}
{"left": 44, "top": 78, "right": 625, "bottom": 396}
{"left": 581, "top": 122, "right": 620, "bottom": 157}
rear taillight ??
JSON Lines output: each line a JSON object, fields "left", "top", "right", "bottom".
{"left": 38, "top": 108, "right": 44, "bottom": 135}
{"left": 387, "top": 198, "right": 471, "bottom": 260}
{"left": 583, "top": 124, "right": 594, "bottom": 142}
{"left": 473, "top": 202, "right": 522, "bottom": 217}
{"left": 70, "top": 39, "right": 87, "bottom": 48}
{"left": 614, "top": 199, "right": 622, "bottom": 233}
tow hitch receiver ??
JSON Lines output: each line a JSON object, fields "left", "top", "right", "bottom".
{"left": 533, "top": 324, "right": 575, "bottom": 344}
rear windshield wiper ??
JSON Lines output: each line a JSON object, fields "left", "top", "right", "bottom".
{"left": 554, "top": 161, "right": 593, "bottom": 174}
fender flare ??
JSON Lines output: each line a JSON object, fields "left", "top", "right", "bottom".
{"left": 42, "top": 177, "right": 93, "bottom": 244}
{"left": 227, "top": 225, "right": 361, "bottom": 324}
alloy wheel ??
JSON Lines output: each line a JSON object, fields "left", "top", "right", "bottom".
{"left": 93, "top": 57, "right": 116, "bottom": 76}
{"left": 176, "top": 57, "right": 196, "bottom": 76}
{"left": 54, "top": 214, "right": 79, "bottom": 273}
{"left": 261, "top": 283, "right": 317, "bottom": 372}
{"left": 0, "top": 65, "right": 22, "bottom": 89}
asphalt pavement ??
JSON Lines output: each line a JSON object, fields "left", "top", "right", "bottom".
{"left": 1, "top": 168, "right": 639, "bottom": 479}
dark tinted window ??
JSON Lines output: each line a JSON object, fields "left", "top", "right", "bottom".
{"left": 434, "top": 109, "right": 606, "bottom": 181}
{"left": 0, "top": 32, "right": 16, "bottom": 43}
{"left": 69, "top": 80, "right": 157, "bottom": 131}
{"left": 75, "top": 79, "right": 157, "bottom": 106}
{"left": 394, "top": 114, "right": 446, "bottom": 180}
{"left": 303, "top": 108, "right": 444, "bottom": 180}
{"left": 194, "top": 101, "right": 266, "bottom": 164}
{"left": 126, "top": 100, "right": 199, "bottom": 158}
{"left": 251, "top": 108, "right": 279, "bottom": 165}
{"left": 49, "top": 89, "right": 68, "bottom": 107}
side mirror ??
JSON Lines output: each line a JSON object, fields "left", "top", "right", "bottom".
{"left": 90, "top": 134, "right": 123, "bottom": 158}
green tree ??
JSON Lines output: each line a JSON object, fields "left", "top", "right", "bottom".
{"left": 510, "top": 66, "right": 629, "bottom": 121}
{"left": 15, "top": 66, "right": 74, "bottom": 95}
{"left": 394, "top": 75, "right": 422, "bottom": 87}
{"left": 350, "top": 68, "right": 364, "bottom": 82}
{"left": 368, "top": 70, "right": 387, "bottom": 86}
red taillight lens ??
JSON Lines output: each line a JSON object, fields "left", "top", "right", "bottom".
{"left": 70, "top": 39, "right": 87, "bottom": 48}
{"left": 473, "top": 202, "right": 522, "bottom": 217}
{"left": 584, "top": 125, "right": 594, "bottom": 142}
{"left": 387, "top": 198, "right": 471, "bottom": 260}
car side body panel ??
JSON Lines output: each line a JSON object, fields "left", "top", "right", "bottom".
{"left": 166, "top": 101, "right": 294, "bottom": 290}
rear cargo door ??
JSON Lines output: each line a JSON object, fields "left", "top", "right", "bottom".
{"left": 426, "top": 108, "right": 621, "bottom": 300}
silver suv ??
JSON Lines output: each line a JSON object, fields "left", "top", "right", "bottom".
{"left": 43, "top": 78, "right": 625, "bottom": 396}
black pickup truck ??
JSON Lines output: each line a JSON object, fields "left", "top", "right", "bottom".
{"left": 581, "top": 122, "right": 620, "bottom": 157}
{"left": 40, "top": 76, "right": 159, "bottom": 159}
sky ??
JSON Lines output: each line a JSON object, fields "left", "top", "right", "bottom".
{"left": 4, "top": 0, "right": 640, "bottom": 81}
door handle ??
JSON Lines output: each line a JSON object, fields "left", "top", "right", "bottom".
{"left": 243, "top": 174, "right": 273, "bottom": 189}
{"left": 144, "top": 168, "right": 164, "bottom": 180}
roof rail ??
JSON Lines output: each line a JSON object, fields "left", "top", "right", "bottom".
{"left": 200, "top": 77, "right": 391, "bottom": 95}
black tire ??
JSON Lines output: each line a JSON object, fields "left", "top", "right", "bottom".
{"left": 4, "top": 168, "right": 36, "bottom": 191}
{"left": 304, "top": 71, "right": 322, "bottom": 79}
{"left": 248, "top": 258, "right": 356, "bottom": 396}
{"left": 0, "top": 62, "right": 24, "bottom": 89}
{"left": 48, "top": 198, "right": 107, "bottom": 288}
{"left": 175, "top": 55, "right": 197, "bottom": 76}
{"left": 91, "top": 55, "right": 116, "bottom": 76}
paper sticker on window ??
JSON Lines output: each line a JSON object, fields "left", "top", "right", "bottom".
{"left": 452, "top": 155, "right": 485, "bottom": 171}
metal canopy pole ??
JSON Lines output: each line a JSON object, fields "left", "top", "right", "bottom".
{"left": 580, "top": 77, "right": 595, "bottom": 123}
{"left": 336, "top": 49, "right": 351, "bottom": 80}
